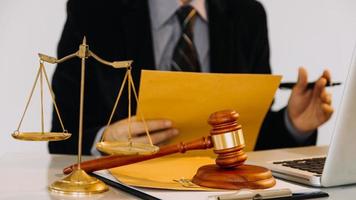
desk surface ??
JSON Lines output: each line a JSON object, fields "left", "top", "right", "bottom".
{"left": 1, "top": 146, "right": 355, "bottom": 200}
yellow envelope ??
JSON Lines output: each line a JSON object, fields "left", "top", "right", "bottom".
{"left": 137, "top": 70, "right": 281, "bottom": 154}
{"left": 109, "top": 156, "right": 219, "bottom": 191}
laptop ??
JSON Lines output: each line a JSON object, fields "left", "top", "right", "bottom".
{"left": 264, "top": 47, "right": 356, "bottom": 187}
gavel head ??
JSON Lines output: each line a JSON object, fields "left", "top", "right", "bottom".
{"left": 208, "top": 110, "right": 247, "bottom": 169}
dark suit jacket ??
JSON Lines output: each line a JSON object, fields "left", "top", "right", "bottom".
{"left": 49, "top": 0, "right": 317, "bottom": 155}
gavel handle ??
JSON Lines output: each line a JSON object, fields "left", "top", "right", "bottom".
{"left": 63, "top": 136, "right": 213, "bottom": 174}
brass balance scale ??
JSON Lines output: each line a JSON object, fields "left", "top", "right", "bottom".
{"left": 12, "top": 37, "right": 159, "bottom": 194}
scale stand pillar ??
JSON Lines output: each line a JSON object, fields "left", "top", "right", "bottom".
{"left": 48, "top": 37, "right": 108, "bottom": 194}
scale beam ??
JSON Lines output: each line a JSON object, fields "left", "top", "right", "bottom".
{"left": 38, "top": 37, "right": 133, "bottom": 69}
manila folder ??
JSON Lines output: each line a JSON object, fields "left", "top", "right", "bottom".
{"left": 137, "top": 70, "right": 281, "bottom": 154}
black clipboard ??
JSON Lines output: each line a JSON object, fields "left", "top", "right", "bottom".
{"left": 91, "top": 172, "right": 160, "bottom": 200}
{"left": 274, "top": 191, "right": 329, "bottom": 200}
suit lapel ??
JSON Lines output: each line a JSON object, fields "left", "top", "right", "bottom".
{"left": 207, "top": 0, "right": 229, "bottom": 73}
{"left": 207, "top": 0, "right": 246, "bottom": 73}
{"left": 112, "top": 0, "right": 155, "bottom": 114}
{"left": 120, "top": 0, "right": 155, "bottom": 73}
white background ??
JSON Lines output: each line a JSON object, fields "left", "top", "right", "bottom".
{"left": 0, "top": 0, "right": 356, "bottom": 156}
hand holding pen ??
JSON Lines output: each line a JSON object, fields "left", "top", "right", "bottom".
{"left": 285, "top": 67, "right": 335, "bottom": 133}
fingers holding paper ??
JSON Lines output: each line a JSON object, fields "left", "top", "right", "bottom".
{"left": 287, "top": 67, "right": 334, "bottom": 133}
{"left": 103, "top": 117, "right": 179, "bottom": 145}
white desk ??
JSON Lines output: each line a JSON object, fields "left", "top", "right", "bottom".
{"left": 0, "top": 152, "right": 138, "bottom": 200}
{"left": 1, "top": 146, "right": 355, "bottom": 200}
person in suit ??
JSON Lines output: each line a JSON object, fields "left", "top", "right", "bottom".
{"left": 49, "top": 0, "right": 333, "bottom": 155}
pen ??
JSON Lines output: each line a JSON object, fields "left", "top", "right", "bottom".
{"left": 279, "top": 81, "right": 341, "bottom": 89}
{"left": 208, "top": 188, "right": 292, "bottom": 200}
{"left": 209, "top": 189, "right": 329, "bottom": 200}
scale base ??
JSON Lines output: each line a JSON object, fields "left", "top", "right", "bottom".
{"left": 192, "top": 164, "right": 276, "bottom": 190}
{"left": 49, "top": 168, "right": 108, "bottom": 195}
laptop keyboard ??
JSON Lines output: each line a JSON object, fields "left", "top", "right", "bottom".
{"left": 273, "top": 157, "right": 326, "bottom": 176}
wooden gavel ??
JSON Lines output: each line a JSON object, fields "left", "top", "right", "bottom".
{"left": 64, "top": 110, "right": 246, "bottom": 174}
{"left": 63, "top": 110, "right": 275, "bottom": 189}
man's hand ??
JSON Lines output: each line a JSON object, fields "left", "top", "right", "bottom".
{"left": 103, "top": 117, "right": 178, "bottom": 145}
{"left": 287, "top": 67, "right": 334, "bottom": 133}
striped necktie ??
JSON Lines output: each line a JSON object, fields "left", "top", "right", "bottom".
{"left": 171, "top": 5, "right": 201, "bottom": 72}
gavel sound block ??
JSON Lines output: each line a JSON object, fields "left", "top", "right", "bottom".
{"left": 191, "top": 110, "right": 275, "bottom": 189}
{"left": 63, "top": 110, "right": 275, "bottom": 190}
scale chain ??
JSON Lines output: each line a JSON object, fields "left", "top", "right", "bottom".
{"left": 129, "top": 73, "right": 154, "bottom": 146}
{"left": 15, "top": 63, "right": 42, "bottom": 132}
{"left": 102, "top": 70, "right": 129, "bottom": 142}
{"left": 41, "top": 62, "right": 67, "bottom": 132}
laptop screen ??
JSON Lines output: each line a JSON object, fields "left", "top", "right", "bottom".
{"left": 322, "top": 43, "right": 356, "bottom": 186}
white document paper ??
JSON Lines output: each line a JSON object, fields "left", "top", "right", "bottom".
{"left": 94, "top": 170, "right": 321, "bottom": 200}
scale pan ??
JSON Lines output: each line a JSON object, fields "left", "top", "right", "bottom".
{"left": 96, "top": 141, "right": 159, "bottom": 155}
{"left": 12, "top": 132, "right": 71, "bottom": 141}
